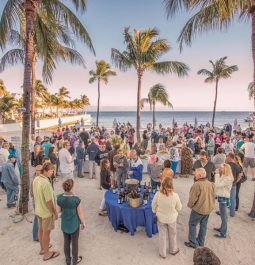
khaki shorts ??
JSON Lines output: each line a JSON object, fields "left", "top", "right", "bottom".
{"left": 38, "top": 216, "right": 55, "bottom": 231}
{"left": 243, "top": 157, "right": 255, "bottom": 168}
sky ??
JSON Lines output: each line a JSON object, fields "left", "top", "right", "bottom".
{"left": 0, "top": 0, "right": 252, "bottom": 111}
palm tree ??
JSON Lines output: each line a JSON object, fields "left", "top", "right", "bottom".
{"left": 197, "top": 57, "right": 238, "bottom": 127}
{"left": 163, "top": 1, "right": 255, "bottom": 111}
{"left": 248, "top": 82, "right": 255, "bottom": 110}
{"left": 111, "top": 27, "right": 189, "bottom": 142}
{"left": 0, "top": 79, "right": 8, "bottom": 96}
{"left": 0, "top": 94, "right": 18, "bottom": 123}
{"left": 89, "top": 60, "right": 116, "bottom": 127}
{"left": 141, "top": 84, "right": 172, "bottom": 130}
{"left": 80, "top": 94, "right": 90, "bottom": 108}
{"left": 0, "top": 0, "right": 94, "bottom": 214}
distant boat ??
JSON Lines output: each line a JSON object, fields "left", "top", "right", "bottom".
{"left": 244, "top": 112, "right": 255, "bottom": 122}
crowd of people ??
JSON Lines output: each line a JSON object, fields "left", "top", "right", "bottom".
{"left": 0, "top": 120, "right": 254, "bottom": 264}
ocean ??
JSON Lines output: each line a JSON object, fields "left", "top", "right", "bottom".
{"left": 87, "top": 111, "right": 251, "bottom": 129}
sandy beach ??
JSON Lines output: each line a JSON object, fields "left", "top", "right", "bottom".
{"left": 0, "top": 173, "right": 254, "bottom": 265}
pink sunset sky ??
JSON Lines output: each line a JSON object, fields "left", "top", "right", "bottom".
{"left": 0, "top": 0, "right": 252, "bottom": 111}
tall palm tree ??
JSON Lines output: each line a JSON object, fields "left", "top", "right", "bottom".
{"left": 163, "top": 0, "right": 255, "bottom": 111}
{"left": 89, "top": 60, "right": 116, "bottom": 127}
{"left": 141, "top": 83, "right": 172, "bottom": 129}
{"left": 0, "top": 0, "right": 94, "bottom": 214}
{"left": 111, "top": 27, "right": 189, "bottom": 142}
{"left": 198, "top": 57, "right": 238, "bottom": 127}
{"left": 80, "top": 94, "right": 90, "bottom": 108}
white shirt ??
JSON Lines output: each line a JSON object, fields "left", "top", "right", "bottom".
{"left": 222, "top": 142, "right": 234, "bottom": 153}
{"left": 241, "top": 142, "right": 255, "bottom": 158}
{"left": 58, "top": 148, "right": 74, "bottom": 173}
{"left": 152, "top": 191, "right": 182, "bottom": 224}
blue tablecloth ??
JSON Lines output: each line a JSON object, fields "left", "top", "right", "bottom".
{"left": 105, "top": 189, "right": 158, "bottom": 237}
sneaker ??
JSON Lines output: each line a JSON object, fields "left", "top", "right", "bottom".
{"left": 213, "top": 228, "right": 221, "bottom": 233}
{"left": 214, "top": 233, "right": 226, "bottom": 238}
{"left": 184, "top": 241, "right": 197, "bottom": 249}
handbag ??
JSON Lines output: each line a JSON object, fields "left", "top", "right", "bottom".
{"left": 239, "top": 167, "right": 247, "bottom": 184}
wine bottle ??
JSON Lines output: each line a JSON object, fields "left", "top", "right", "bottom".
{"left": 148, "top": 182, "right": 152, "bottom": 193}
{"left": 143, "top": 192, "right": 148, "bottom": 205}
{"left": 118, "top": 193, "right": 121, "bottom": 204}
{"left": 113, "top": 183, "right": 117, "bottom": 194}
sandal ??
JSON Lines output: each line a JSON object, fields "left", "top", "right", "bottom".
{"left": 76, "top": 256, "right": 83, "bottom": 264}
{"left": 40, "top": 244, "right": 53, "bottom": 255}
{"left": 170, "top": 248, "right": 180, "bottom": 255}
{"left": 43, "top": 251, "right": 60, "bottom": 261}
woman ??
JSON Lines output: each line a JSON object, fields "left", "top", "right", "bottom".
{"left": 152, "top": 177, "right": 182, "bottom": 258}
{"left": 99, "top": 159, "right": 111, "bottom": 216}
{"left": 31, "top": 145, "right": 45, "bottom": 167}
{"left": 214, "top": 163, "right": 234, "bottom": 238}
{"left": 212, "top": 147, "right": 226, "bottom": 169}
{"left": 180, "top": 144, "right": 193, "bottom": 177}
{"left": 194, "top": 137, "right": 204, "bottom": 158}
{"left": 234, "top": 155, "right": 245, "bottom": 211}
{"left": 169, "top": 142, "right": 179, "bottom": 176}
{"left": 48, "top": 146, "right": 58, "bottom": 180}
{"left": 57, "top": 179, "right": 85, "bottom": 265}
{"left": 193, "top": 247, "right": 221, "bottom": 265}
{"left": 161, "top": 159, "right": 174, "bottom": 182}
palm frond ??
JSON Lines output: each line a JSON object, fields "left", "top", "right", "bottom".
{"left": 197, "top": 69, "right": 213, "bottom": 76}
{"left": 152, "top": 61, "right": 189, "bottom": 76}
{"left": 0, "top": 48, "right": 24, "bottom": 72}
{"left": 111, "top": 48, "right": 132, "bottom": 71}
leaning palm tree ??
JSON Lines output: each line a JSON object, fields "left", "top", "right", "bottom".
{"left": 111, "top": 27, "right": 189, "bottom": 142}
{"left": 0, "top": 0, "right": 94, "bottom": 214}
{"left": 163, "top": 1, "right": 255, "bottom": 112}
{"left": 197, "top": 57, "right": 238, "bottom": 128}
{"left": 141, "top": 83, "right": 172, "bottom": 129}
{"left": 89, "top": 60, "right": 116, "bottom": 127}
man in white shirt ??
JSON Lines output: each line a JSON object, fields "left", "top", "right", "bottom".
{"left": 240, "top": 136, "right": 255, "bottom": 180}
{"left": 58, "top": 141, "right": 75, "bottom": 180}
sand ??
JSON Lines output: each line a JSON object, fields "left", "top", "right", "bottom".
{"left": 0, "top": 173, "right": 255, "bottom": 265}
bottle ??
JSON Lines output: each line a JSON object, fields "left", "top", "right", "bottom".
{"left": 143, "top": 192, "right": 148, "bottom": 205}
{"left": 118, "top": 193, "right": 121, "bottom": 204}
{"left": 113, "top": 183, "right": 117, "bottom": 194}
{"left": 148, "top": 182, "right": 152, "bottom": 193}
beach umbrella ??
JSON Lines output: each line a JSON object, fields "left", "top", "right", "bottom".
{"left": 58, "top": 117, "right": 62, "bottom": 127}
{"left": 194, "top": 117, "right": 198, "bottom": 128}
{"left": 81, "top": 117, "right": 84, "bottom": 127}
{"left": 234, "top": 118, "right": 238, "bottom": 129}
{"left": 172, "top": 117, "right": 175, "bottom": 128}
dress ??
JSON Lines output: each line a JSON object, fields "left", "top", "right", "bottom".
{"left": 180, "top": 147, "right": 193, "bottom": 175}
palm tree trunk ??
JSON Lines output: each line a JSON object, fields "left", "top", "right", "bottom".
{"left": 212, "top": 79, "right": 218, "bottom": 128}
{"left": 96, "top": 78, "right": 100, "bottom": 127}
{"left": 19, "top": 0, "right": 38, "bottom": 214}
{"left": 152, "top": 102, "right": 156, "bottom": 130}
{"left": 250, "top": 7, "right": 255, "bottom": 217}
{"left": 31, "top": 53, "right": 36, "bottom": 136}
{"left": 136, "top": 72, "right": 142, "bottom": 143}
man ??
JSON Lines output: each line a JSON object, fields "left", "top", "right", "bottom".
{"left": 226, "top": 152, "right": 241, "bottom": 217}
{"left": 128, "top": 150, "right": 143, "bottom": 182}
{"left": 95, "top": 143, "right": 109, "bottom": 189}
{"left": 33, "top": 163, "right": 59, "bottom": 261}
{"left": 239, "top": 136, "right": 255, "bottom": 180}
{"left": 75, "top": 141, "right": 85, "bottom": 178}
{"left": 1, "top": 155, "right": 19, "bottom": 208}
{"left": 79, "top": 128, "right": 90, "bottom": 148}
{"left": 113, "top": 149, "right": 129, "bottom": 188}
{"left": 108, "top": 144, "right": 120, "bottom": 185}
{"left": 222, "top": 137, "right": 234, "bottom": 154}
{"left": 86, "top": 137, "right": 99, "bottom": 179}
{"left": 42, "top": 137, "right": 52, "bottom": 157}
{"left": 58, "top": 141, "right": 75, "bottom": 180}
{"left": 0, "top": 142, "right": 9, "bottom": 190}
{"left": 206, "top": 134, "right": 215, "bottom": 159}
{"left": 35, "top": 136, "right": 42, "bottom": 146}
{"left": 193, "top": 151, "right": 216, "bottom": 182}
{"left": 185, "top": 168, "right": 215, "bottom": 248}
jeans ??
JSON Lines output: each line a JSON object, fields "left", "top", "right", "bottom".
{"left": 116, "top": 170, "right": 127, "bottom": 188}
{"left": 32, "top": 215, "right": 39, "bottom": 241}
{"left": 188, "top": 210, "right": 209, "bottom": 247}
{"left": 5, "top": 185, "right": 19, "bottom": 206}
{"left": 230, "top": 185, "right": 236, "bottom": 217}
{"left": 170, "top": 161, "right": 178, "bottom": 176}
{"left": 63, "top": 228, "right": 80, "bottom": 265}
{"left": 99, "top": 190, "right": 107, "bottom": 210}
{"left": 236, "top": 182, "right": 241, "bottom": 211}
{"left": 76, "top": 159, "right": 84, "bottom": 177}
{"left": 219, "top": 203, "right": 228, "bottom": 236}
{"left": 151, "top": 179, "right": 160, "bottom": 190}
